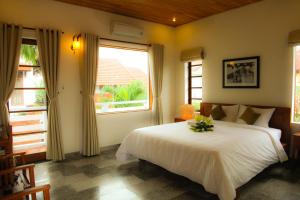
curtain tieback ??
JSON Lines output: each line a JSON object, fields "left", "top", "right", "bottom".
{"left": 0, "top": 99, "right": 8, "bottom": 104}
{"left": 81, "top": 91, "right": 94, "bottom": 98}
{"left": 48, "top": 95, "right": 59, "bottom": 107}
{"left": 49, "top": 95, "right": 59, "bottom": 102}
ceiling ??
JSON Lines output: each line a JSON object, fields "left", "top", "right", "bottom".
{"left": 55, "top": 0, "right": 262, "bottom": 27}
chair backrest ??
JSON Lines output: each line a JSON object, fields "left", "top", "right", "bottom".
{"left": 0, "top": 125, "right": 13, "bottom": 155}
{"left": 0, "top": 153, "right": 27, "bottom": 197}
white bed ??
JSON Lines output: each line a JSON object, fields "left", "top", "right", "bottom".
{"left": 116, "top": 120, "right": 288, "bottom": 200}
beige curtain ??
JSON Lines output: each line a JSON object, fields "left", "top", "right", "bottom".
{"left": 149, "top": 44, "right": 164, "bottom": 125}
{"left": 0, "top": 23, "right": 22, "bottom": 137}
{"left": 36, "top": 28, "right": 64, "bottom": 161}
{"left": 79, "top": 33, "right": 99, "bottom": 156}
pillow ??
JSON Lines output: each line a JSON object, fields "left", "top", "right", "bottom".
{"left": 211, "top": 104, "right": 239, "bottom": 122}
{"left": 211, "top": 105, "right": 226, "bottom": 120}
{"left": 251, "top": 107, "right": 275, "bottom": 127}
{"left": 236, "top": 105, "right": 248, "bottom": 125}
{"left": 239, "top": 107, "right": 261, "bottom": 125}
{"left": 237, "top": 105, "right": 275, "bottom": 127}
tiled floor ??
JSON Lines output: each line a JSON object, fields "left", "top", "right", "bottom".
{"left": 35, "top": 148, "right": 300, "bottom": 200}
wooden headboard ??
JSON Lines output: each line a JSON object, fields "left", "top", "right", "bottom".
{"left": 200, "top": 102, "right": 291, "bottom": 146}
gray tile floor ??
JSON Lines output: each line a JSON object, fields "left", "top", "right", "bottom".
{"left": 35, "top": 148, "right": 300, "bottom": 200}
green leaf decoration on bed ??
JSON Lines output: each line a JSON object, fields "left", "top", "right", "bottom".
{"left": 190, "top": 115, "right": 214, "bottom": 132}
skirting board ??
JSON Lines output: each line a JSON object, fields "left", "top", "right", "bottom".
{"left": 64, "top": 144, "right": 120, "bottom": 159}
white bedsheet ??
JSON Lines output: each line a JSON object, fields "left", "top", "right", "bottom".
{"left": 267, "top": 127, "right": 282, "bottom": 141}
{"left": 116, "top": 120, "right": 288, "bottom": 200}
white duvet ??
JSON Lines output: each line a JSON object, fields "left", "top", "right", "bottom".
{"left": 116, "top": 120, "right": 288, "bottom": 200}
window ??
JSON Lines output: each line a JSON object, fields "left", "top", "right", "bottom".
{"left": 186, "top": 60, "right": 203, "bottom": 111}
{"left": 8, "top": 39, "right": 47, "bottom": 154}
{"left": 293, "top": 45, "right": 300, "bottom": 122}
{"left": 95, "top": 42, "right": 150, "bottom": 113}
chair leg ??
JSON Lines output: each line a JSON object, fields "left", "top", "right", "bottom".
{"left": 32, "top": 193, "right": 37, "bottom": 200}
{"left": 29, "top": 166, "right": 37, "bottom": 200}
{"left": 44, "top": 188, "right": 50, "bottom": 200}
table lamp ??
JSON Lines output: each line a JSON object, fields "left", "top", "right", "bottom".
{"left": 180, "top": 104, "right": 195, "bottom": 120}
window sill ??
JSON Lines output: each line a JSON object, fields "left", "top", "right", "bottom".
{"left": 96, "top": 108, "right": 151, "bottom": 115}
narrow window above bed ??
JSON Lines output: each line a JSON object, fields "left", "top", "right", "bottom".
{"left": 95, "top": 40, "right": 151, "bottom": 114}
{"left": 293, "top": 45, "right": 300, "bottom": 122}
{"left": 185, "top": 60, "right": 202, "bottom": 111}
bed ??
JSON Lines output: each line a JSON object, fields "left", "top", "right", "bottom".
{"left": 116, "top": 103, "right": 290, "bottom": 200}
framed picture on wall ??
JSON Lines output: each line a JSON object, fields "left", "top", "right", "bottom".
{"left": 223, "top": 56, "right": 260, "bottom": 88}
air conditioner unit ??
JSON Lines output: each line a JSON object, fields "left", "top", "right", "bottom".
{"left": 111, "top": 22, "right": 144, "bottom": 38}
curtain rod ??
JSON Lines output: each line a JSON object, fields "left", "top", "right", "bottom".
{"left": 23, "top": 26, "right": 36, "bottom": 31}
{"left": 98, "top": 37, "right": 151, "bottom": 47}
{"left": 6, "top": 24, "right": 65, "bottom": 34}
{"left": 23, "top": 26, "right": 65, "bottom": 34}
{"left": 21, "top": 26, "right": 151, "bottom": 45}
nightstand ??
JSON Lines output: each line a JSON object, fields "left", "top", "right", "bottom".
{"left": 174, "top": 117, "right": 186, "bottom": 122}
{"left": 292, "top": 132, "right": 300, "bottom": 159}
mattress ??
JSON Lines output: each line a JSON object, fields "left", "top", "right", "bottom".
{"left": 116, "top": 120, "right": 287, "bottom": 200}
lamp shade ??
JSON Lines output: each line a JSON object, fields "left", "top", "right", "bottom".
{"left": 179, "top": 104, "right": 195, "bottom": 120}
{"left": 72, "top": 40, "right": 80, "bottom": 50}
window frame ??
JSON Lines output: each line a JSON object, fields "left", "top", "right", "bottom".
{"left": 292, "top": 45, "right": 300, "bottom": 123}
{"left": 96, "top": 43, "right": 152, "bottom": 114}
{"left": 8, "top": 38, "right": 48, "bottom": 137}
{"left": 187, "top": 61, "right": 202, "bottom": 111}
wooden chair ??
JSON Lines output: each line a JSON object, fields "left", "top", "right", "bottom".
{"left": 0, "top": 152, "right": 26, "bottom": 168}
{"left": 0, "top": 162, "right": 51, "bottom": 200}
{"left": 0, "top": 153, "right": 51, "bottom": 200}
{"left": 2, "top": 184, "right": 50, "bottom": 200}
{"left": 0, "top": 152, "right": 27, "bottom": 191}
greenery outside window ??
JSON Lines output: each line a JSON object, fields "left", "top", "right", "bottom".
{"left": 95, "top": 43, "right": 151, "bottom": 113}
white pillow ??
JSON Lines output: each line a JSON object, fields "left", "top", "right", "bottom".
{"left": 211, "top": 104, "right": 239, "bottom": 122}
{"left": 236, "top": 105, "right": 249, "bottom": 125}
{"left": 236, "top": 105, "right": 275, "bottom": 127}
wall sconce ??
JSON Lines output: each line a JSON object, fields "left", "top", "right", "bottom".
{"left": 71, "top": 34, "right": 81, "bottom": 53}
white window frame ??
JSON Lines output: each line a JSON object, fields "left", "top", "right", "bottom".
{"left": 185, "top": 60, "right": 203, "bottom": 111}
{"left": 96, "top": 40, "right": 151, "bottom": 114}
{"left": 292, "top": 45, "right": 300, "bottom": 123}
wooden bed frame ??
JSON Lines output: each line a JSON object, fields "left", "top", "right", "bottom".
{"left": 200, "top": 102, "right": 291, "bottom": 150}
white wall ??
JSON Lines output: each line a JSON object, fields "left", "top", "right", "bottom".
{"left": 175, "top": 0, "right": 300, "bottom": 115}
{"left": 2, "top": 0, "right": 300, "bottom": 154}
{"left": 0, "top": 0, "right": 176, "bottom": 153}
